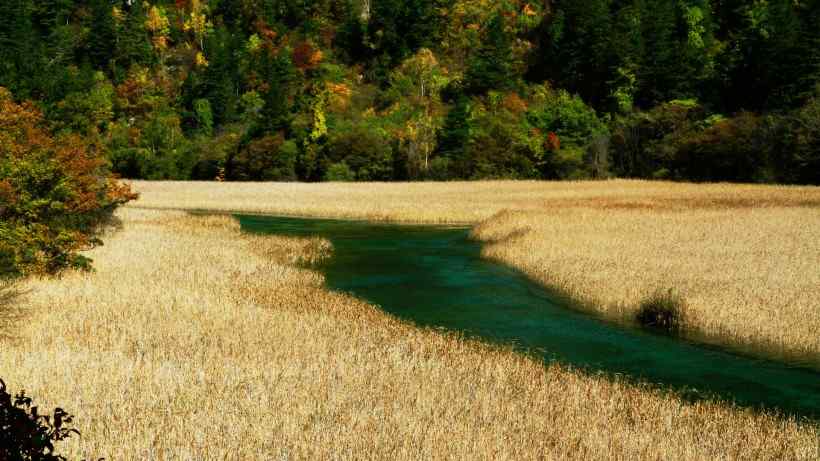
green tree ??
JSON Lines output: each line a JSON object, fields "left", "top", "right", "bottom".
{"left": 436, "top": 96, "right": 472, "bottom": 177}
{"left": 258, "top": 47, "right": 296, "bottom": 134}
{"left": 86, "top": 0, "right": 117, "bottom": 71}
{"left": 463, "top": 13, "right": 514, "bottom": 95}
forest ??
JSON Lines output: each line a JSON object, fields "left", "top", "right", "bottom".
{"left": 1, "top": 0, "right": 819, "bottom": 185}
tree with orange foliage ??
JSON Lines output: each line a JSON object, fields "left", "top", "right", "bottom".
{"left": 0, "top": 88, "right": 137, "bottom": 276}
{"left": 292, "top": 41, "right": 323, "bottom": 72}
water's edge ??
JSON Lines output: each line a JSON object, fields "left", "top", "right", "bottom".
{"left": 238, "top": 214, "right": 820, "bottom": 422}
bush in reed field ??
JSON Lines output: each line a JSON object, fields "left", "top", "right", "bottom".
{"left": 0, "top": 87, "right": 136, "bottom": 277}
{"left": 636, "top": 290, "right": 687, "bottom": 334}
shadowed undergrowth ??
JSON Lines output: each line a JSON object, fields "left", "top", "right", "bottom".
{"left": 636, "top": 290, "right": 688, "bottom": 335}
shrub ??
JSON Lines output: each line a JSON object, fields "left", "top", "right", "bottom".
{"left": 526, "top": 88, "right": 607, "bottom": 146}
{"left": 635, "top": 290, "right": 687, "bottom": 334}
{"left": 459, "top": 115, "right": 540, "bottom": 179}
{"left": 321, "top": 125, "right": 394, "bottom": 181}
{"left": 775, "top": 95, "right": 820, "bottom": 184}
{"left": 608, "top": 101, "right": 705, "bottom": 178}
{"left": 0, "top": 379, "right": 78, "bottom": 461}
{"left": 0, "top": 87, "right": 136, "bottom": 276}
{"left": 323, "top": 162, "right": 356, "bottom": 182}
{"left": 425, "top": 157, "right": 452, "bottom": 181}
{"left": 674, "top": 112, "right": 773, "bottom": 182}
{"left": 227, "top": 135, "right": 298, "bottom": 181}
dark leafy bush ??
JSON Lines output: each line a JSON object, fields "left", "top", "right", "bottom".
{"left": 609, "top": 100, "right": 705, "bottom": 178}
{"left": 0, "top": 379, "right": 78, "bottom": 461}
{"left": 323, "top": 162, "right": 356, "bottom": 182}
{"left": 320, "top": 125, "right": 394, "bottom": 181}
{"left": 227, "top": 134, "right": 298, "bottom": 181}
{"left": 458, "top": 116, "right": 540, "bottom": 180}
{"left": 775, "top": 95, "right": 820, "bottom": 185}
{"left": 674, "top": 112, "right": 774, "bottom": 182}
{"left": 636, "top": 290, "right": 687, "bottom": 334}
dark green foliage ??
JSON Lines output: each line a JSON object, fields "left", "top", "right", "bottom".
{"left": 321, "top": 125, "right": 394, "bottom": 181}
{"left": 0, "top": 379, "right": 79, "bottom": 461}
{"left": 201, "top": 26, "right": 244, "bottom": 126}
{"left": 436, "top": 96, "right": 472, "bottom": 171}
{"left": 540, "top": 0, "right": 614, "bottom": 105}
{"left": 775, "top": 94, "right": 820, "bottom": 184}
{"left": 674, "top": 113, "right": 773, "bottom": 182}
{"left": 636, "top": 290, "right": 686, "bottom": 334}
{"left": 459, "top": 118, "right": 539, "bottom": 179}
{"left": 463, "top": 13, "right": 514, "bottom": 95}
{"left": 245, "top": 45, "right": 297, "bottom": 136}
{"left": 367, "top": 0, "right": 441, "bottom": 77}
{"left": 323, "top": 162, "right": 356, "bottom": 182}
{"left": 112, "top": 1, "right": 154, "bottom": 78}
{"left": 227, "top": 134, "right": 298, "bottom": 181}
{"left": 85, "top": 0, "right": 117, "bottom": 71}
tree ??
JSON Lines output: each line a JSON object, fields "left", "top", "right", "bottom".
{"left": 464, "top": 13, "right": 515, "bottom": 95}
{"left": 258, "top": 47, "right": 296, "bottom": 134}
{"left": 114, "top": 0, "right": 154, "bottom": 76}
{"left": 0, "top": 87, "right": 136, "bottom": 276}
{"left": 145, "top": 4, "right": 171, "bottom": 62}
{"left": 538, "top": 0, "right": 613, "bottom": 105}
{"left": 436, "top": 96, "right": 472, "bottom": 177}
{"left": 0, "top": 0, "right": 39, "bottom": 98}
{"left": 86, "top": 0, "right": 117, "bottom": 71}
{"left": 367, "top": 0, "right": 441, "bottom": 80}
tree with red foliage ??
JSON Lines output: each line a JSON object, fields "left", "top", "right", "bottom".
{"left": 546, "top": 132, "right": 561, "bottom": 152}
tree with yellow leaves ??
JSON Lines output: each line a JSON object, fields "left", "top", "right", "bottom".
{"left": 183, "top": 0, "right": 213, "bottom": 52}
{"left": 145, "top": 4, "right": 170, "bottom": 59}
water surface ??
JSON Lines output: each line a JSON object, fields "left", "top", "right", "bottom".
{"left": 239, "top": 214, "right": 820, "bottom": 421}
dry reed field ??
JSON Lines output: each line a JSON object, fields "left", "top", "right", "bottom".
{"left": 131, "top": 179, "right": 820, "bottom": 223}
{"left": 132, "top": 179, "right": 820, "bottom": 360}
{"left": 0, "top": 208, "right": 817, "bottom": 459}
{"left": 473, "top": 206, "right": 820, "bottom": 363}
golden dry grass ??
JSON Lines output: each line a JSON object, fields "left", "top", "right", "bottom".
{"left": 131, "top": 179, "right": 820, "bottom": 360}
{"left": 130, "top": 179, "right": 820, "bottom": 223}
{"left": 0, "top": 208, "right": 817, "bottom": 459}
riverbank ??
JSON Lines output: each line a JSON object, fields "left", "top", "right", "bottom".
{"left": 0, "top": 208, "right": 816, "bottom": 459}
{"left": 131, "top": 180, "right": 820, "bottom": 362}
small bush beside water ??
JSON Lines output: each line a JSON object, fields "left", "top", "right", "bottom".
{"left": 636, "top": 290, "right": 687, "bottom": 334}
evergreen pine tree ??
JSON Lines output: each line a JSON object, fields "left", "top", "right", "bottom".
{"left": 258, "top": 47, "right": 296, "bottom": 134}
{"left": 638, "top": 0, "right": 677, "bottom": 104}
{"left": 87, "top": 0, "right": 118, "bottom": 72}
{"left": 114, "top": 0, "right": 154, "bottom": 78}
{"left": 463, "top": 13, "right": 514, "bottom": 95}
{"left": 202, "top": 26, "right": 242, "bottom": 126}
{"left": 0, "top": 0, "right": 36, "bottom": 96}
{"left": 436, "top": 96, "right": 472, "bottom": 177}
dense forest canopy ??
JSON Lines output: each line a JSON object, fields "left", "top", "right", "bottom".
{"left": 1, "top": 0, "right": 818, "bottom": 183}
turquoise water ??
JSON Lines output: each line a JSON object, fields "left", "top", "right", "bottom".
{"left": 239, "top": 214, "right": 820, "bottom": 420}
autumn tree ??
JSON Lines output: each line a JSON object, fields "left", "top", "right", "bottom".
{"left": 0, "top": 87, "right": 136, "bottom": 276}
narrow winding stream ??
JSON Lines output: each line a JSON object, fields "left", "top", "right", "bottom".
{"left": 239, "top": 214, "right": 820, "bottom": 420}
